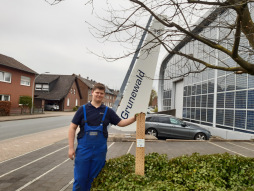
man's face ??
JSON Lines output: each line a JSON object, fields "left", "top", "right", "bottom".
{"left": 92, "top": 89, "right": 105, "bottom": 103}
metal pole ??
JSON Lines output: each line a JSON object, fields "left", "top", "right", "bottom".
{"left": 112, "top": 15, "right": 153, "bottom": 112}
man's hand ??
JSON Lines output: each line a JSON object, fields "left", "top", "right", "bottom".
{"left": 68, "top": 148, "right": 75, "bottom": 160}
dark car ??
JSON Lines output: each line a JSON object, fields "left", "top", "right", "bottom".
{"left": 145, "top": 114, "right": 211, "bottom": 140}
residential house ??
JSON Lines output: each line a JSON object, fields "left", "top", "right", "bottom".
{"left": 76, "top": 76, "right": 117, "bottom": 107}
{"left": 34, "top": 74, "right": 82, "bottom": 111}
{"left": 0, "top": 53, "right": 37, "bottom": 114}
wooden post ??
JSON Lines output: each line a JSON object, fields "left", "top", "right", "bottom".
{"left": 135, "top": 113, "right": 146, "bottom": 176}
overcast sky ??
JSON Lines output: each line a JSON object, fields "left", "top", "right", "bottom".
{"left": 0, "top": 0, "right": 165, "bottom": 91}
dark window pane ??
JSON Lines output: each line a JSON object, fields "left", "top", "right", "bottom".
{"left": 184, "top": 86, "right": 187, "bottom": 96}
{"left": 216, "top": 109, "right": 224, "bottom": 125}
{"left": 187, "top": 97, "right": 191, "bottom": 107}
{"left": 247, "top": 111, "right": 254, "bottom": 130}
{"left": 236, "top": 74, "right": 247, "bottom": 90}
{"left": 191, "top": 108, "right": 195, "bottom": 119}
{"left": 248, "top": 90, "right": 254, "bottom": 109}
{"left": 207, "top": 109, "right": 213, "bottom": 123}
{"left": 225, "top": 110, "right": 234, "bottom": 127}
{"left": 225, "top": 92, "right": 234, "bottom": 108}
{"left": 235, "top": 91, "right": 246, "bottom": 109}
{"left": 235, "top": 110, "right": 246, "bottom": 129}
{"left": 202, "top": 82, "right": 207, "bottom": 94}
{"left": 191, "top": 96, "right": 195, "bottom": 107}
{"left": 201, "top": 109, "right": 206, "bottom": 121}
{"left": 217, "top": 93, "right": 225, "bottom": 108}
{"left": 146, "top": 117, "right": 152, "bottom": 122}
{"left": 208, "top": 94, "right": 214, "bottom": 108}
{"left": 192, "top": 85, "right": 196, "bottom": 95}
{"left": 196, "top": 95, "right": 201, "bottom": 107}
{"left": 159, "top": 117, "right": 170, "bottom": 124}
{"left": 183, "top": 97, "right": 187, "bottom": 107}
{"left": 201, "top": 95, "right": 207, "bottom": 107}
{"left": 208, "top": 80, "right": 214, "bottom": 93}
{"left": 195, "top": 108, "right": 200, "bottom": 120}
{"left": 187, "top": 108, "right": 191, "bottom": 118}
{"left": 152, "top": 117, "right": 160, "bottom": 122}
{"left": 217, "top": 77, "right": 226, "bottom": 92}
{"left": 187, "top": 86, "right": 191, "bottom": 96}
{"left": 226, "top": 74, "right": 235, "bottom": 91}
{"left": 183, "top": 108, "right": 187, "bottom": 118}
{"left": 196, "top": 84, "right": 201, "bottom": 95}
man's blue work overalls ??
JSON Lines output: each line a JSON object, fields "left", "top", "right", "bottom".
{"left": 73, "top": 105, "right": 108, "bottom": 191}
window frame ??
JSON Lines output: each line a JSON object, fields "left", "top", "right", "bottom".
{"left": 0, "top": 71, "right": 12, "bottom": 83}
{"left": 20, "top": 76, "right": 31, "bottom": 86}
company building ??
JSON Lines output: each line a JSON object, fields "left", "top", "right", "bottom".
{"left": 158, "top": 4, "right": 254, "bottom": 139}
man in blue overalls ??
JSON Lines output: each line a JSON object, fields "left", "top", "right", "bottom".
{"left": 68, "top": 83, "right": 136, "bottom": 191}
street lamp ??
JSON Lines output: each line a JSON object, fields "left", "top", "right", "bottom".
{"left": 31, "top": 72, "right": 50, "bottom": 114}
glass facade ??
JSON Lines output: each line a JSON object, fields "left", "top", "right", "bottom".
{"left": 160, "top": 4, "right": 254, "bottom": 134}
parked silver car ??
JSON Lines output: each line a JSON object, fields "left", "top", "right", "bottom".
{"left": 145, "top": 114, "right": 211, "bottom": 140}
{"left": 45, "top": 103, "right": 59, "bottom": 111}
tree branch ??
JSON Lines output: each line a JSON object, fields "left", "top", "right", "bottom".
{"left": 232, "top": 15, "right": 241, "bottom": 58}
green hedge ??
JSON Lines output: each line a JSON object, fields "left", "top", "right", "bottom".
{"left": 92, "top": 153, "right": 254, "bottom": 191}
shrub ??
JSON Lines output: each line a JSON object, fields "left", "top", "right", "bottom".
{"left": 19, "top": 96, "right": 32, "bottom": 108}
{"left": 73, "top": 106, "right": 79, "bottom": 111}
{"left": 92, "top": 153, "right": 254, "bottom": 191}
{"left": 0, "top": 101, "right": 11, "bottom": 116}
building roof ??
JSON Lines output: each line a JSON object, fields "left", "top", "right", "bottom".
{"left": 35, "top": 74, "right": 80, "bottom": 100}
{"left": 77, "top": 75, "right": 114, "bottom": 95}
{"left": 0, "top": 53, "right": 37, "bottom": 74}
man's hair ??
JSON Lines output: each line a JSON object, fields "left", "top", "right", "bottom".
{"left": 92, "top": 83, "right": 106, "bottom": 92}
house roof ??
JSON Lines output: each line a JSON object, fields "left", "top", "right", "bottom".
{"left": 36, "top": 75, "right": 60, "bottom": 84}
{"left": 35, "top": 74, "right": 80, "bottom": 101}
{"left": 77, "top": 75, "right": 114, "bottom": 95}
{"left": 0, "top": 53, "right": 37, "bottom": 74}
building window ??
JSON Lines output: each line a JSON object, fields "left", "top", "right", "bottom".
{"left": 74, "top": 89, "right": 76, "bottom": 94}
{"left": 35, "top": 84, "right": 49, "bottom": 91}
{"left": 21, "top": 76, "right": 31, "bottom": 86}
{"left": 0, "top": 71, "right": 11, "bottom": 83}
{"left": 67, "top": 98, "right": 70, "bottom": 106}
{"left": 0, "top": 94, "right": 10, "bottom": 101}
{"left": 75, "top": 99, "right": 78, "bottom": 106}
{"left": 70, "top": 88, "right": 73, "bottom": 94}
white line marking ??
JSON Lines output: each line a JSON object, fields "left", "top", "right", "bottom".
{"left": 209, "top": 142, "right": 246, "bottom": 157}
{"left": 59, "top": 178, "right": 74, "bottom": 191}
{"left": 16, "top": 158, "right": 70, "bottom": 191}
{"left": 228, "top": 142, "right": 254, "bottom": 152}
{"left": 108, "top": 142, "right": 115, "bottom": 149}
{"left": 0, "top": 145, "right": 68, "bottom": 178}
{"left": 245, "top": 142, "right": 254, "bottom": 146}
{"left": 0, "top": 143, "right": 55, "bottom": 164}
{"left": 126, "top": 142, "right": 134, "bottom": 154}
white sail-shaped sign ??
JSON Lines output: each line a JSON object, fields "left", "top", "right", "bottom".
{"left": 114, "top": 17, "right": 165, "bottom": 131}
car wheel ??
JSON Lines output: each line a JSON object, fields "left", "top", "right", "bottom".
{"left": 194, "top": 133, "right": 207, "bottom": 140}
{"left": 51, "top": 108, "right": 54, "bottom": 111}
{"left": 146, "top": 128, "right": 158, "bottom": 138}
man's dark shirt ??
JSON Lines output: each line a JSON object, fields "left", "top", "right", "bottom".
{"left": 72, "top": 102, "right": 121, "bottom": 138}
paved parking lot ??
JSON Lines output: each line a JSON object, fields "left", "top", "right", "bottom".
{"left": 0, "top": 138, "right": 254, "bottom": 191}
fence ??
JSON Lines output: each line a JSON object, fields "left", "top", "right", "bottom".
{"left": 6, "top": 107, "right": 44, "bottom": 116}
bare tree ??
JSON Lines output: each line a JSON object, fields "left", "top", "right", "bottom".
{"left": 50, "top": 0, "right": 254, "bottom": 79}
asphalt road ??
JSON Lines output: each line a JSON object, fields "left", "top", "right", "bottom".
{"left": 0, "top": 116, "right": 73, "bottom": 141}
{"left": 1, "top": 139, "right": 254, "bottom": 191}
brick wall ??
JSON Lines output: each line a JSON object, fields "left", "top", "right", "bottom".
{"left": 0, "top": 65, "right": 35, "bottom": 109}
{"left": 76, "top": 78, "right": 89, "bottom": 106}
{"left": 63, "top": 81, "right": 81, "bottom": 111}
